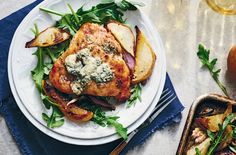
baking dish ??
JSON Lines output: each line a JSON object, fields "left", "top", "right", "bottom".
{"left": 177, "top": 94, "right": 236, "bottom": 155}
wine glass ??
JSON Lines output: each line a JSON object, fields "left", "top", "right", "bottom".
{"left": 206, "top": 0, "right": 236, "bottom": 15}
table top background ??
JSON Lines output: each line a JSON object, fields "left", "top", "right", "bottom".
{"left": 1, "top": 0, "right": 236, "bottom": 154}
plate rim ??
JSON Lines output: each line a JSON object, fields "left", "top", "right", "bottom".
{"left": 8, "top": 0, "right": 166, "bottom": 145}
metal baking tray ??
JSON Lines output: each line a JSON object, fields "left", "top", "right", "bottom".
{"left": 177, "top": 94, "right": 236, "bottom": 155}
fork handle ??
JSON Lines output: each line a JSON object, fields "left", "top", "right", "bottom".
{"left": 109, "top": 141, "right": 128, "bottom": 155}
{"left": 110, "top": 130, "right": 137, "bottom": 155}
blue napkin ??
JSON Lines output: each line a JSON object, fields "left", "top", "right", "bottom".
{"left": 0, "top": 1, "right": 184, "bottom": 155}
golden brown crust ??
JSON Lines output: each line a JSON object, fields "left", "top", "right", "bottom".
{"left": 49, "top": 23, "right": 131, "bottom": 101}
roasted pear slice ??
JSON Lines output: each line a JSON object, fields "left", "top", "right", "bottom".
{"left": 195, "top": 104, "right": 232, "bottom": 132}
{"left": 42, "top": 80, "right": 93, "bottom": 122}
{"left": 132, "top": 26, "right": 156, "bottom": 84}
{"left": 26, "top": 27, "right": 70, "bottom": 48}
{"left": 106, "top": 20, "right": 135, "bottom": 56}
{"left": 186, "top": 138, "right": 211, "bottom": 155}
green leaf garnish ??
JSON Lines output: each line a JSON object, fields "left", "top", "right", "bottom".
{"left": 67, "top": 3, "right": 80, "bottom": 24}
{"left": 40, "top": 0, "right": 139, "bottom": 36}
{"left": 126, "top": 84, "right": 142, "bottom": 108}
{"left": 30, "top": 23, "right": 44, "bottom": 91}
{"left": 30, "top": 24, "right": 65, "bottom": 127}
{"left": 92, "top": 108, "right": 128, "bottom": 140}
{"left": 197, "top": 44, "right": 229, "bottom": 97}
{"left": 206, "top": 113, "right": 235, "bottom": 155}
{"left": 207, "top": 130, "right": 215, "bottom": 141}
{"left": 195, "top": 148, "right": 202, "bottom": 155}
{"left": 42, "top": 105, "right": 64, "bottom": 128}
{"left": 232, "top": 124, "right": 236, "bottom": 140}
{"left": 31, "top": 47, "right": 44, "bottom": 92}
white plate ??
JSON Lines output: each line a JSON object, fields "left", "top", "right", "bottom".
{"left": 8, "top": 0, "right": 166, "bottom": 145}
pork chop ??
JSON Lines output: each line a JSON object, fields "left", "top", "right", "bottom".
{"left": 49, "top": 23, "right": 131, "bottom": 101}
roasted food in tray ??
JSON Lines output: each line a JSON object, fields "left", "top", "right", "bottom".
{"left": 177, "top": 94, "right": 236, "bottom": 155}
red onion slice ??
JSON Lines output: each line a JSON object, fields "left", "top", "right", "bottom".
{"left": 88, "top": 96, "right": 116, "bottom": 110}
{"left": 123, "top": 51, "right": 135, "bottom": 73}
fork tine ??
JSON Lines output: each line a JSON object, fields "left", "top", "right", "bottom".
{"left": 149, "top": 93, "right": 176, "bottom": 119}
{"left": 149, "top": 90, "right": 172, "bottom": 117}
{"left": 158, "top": 89, "right": 172, "bottom": 103}
{"left": 157, "top": 93, "right": 175, "bottom": 109}
{"left": 160, "top": 88, "right": 169, "bottom": 97}
{"left": 149, "top": 95, "right": 177, "bottom": 122}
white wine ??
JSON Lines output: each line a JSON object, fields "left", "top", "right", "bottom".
{"left": 206, "top": 0, "right": 236, "bottom": 15}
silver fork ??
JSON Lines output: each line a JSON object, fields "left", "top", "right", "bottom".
{"left": 109, "top": 88, "right": 177, "bottom": 155}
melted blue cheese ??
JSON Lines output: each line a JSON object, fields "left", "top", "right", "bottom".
{"left": 65, "top": 48, "right": 114, "bottom": 95}
{"left": 91, "top": 64, "right": 114, "bottom": 83}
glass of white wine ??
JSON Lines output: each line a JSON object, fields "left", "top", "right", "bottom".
{"left": 206, "top": 0, "right": 236, "bottom": 15}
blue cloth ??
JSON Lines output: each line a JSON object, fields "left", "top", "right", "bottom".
{"left": 0, "top": 1, "right": 184, "bottom": 155}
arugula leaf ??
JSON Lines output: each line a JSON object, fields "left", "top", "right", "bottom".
{"left": 39, "top": 7, "right": 77, "bottom": 35}
{"left": 31, "top": 48, "right": 44, "bottom": 92}
{"left": 207, "top": 130, "right": 215, "bottom": 141}
{"left": 92, "top": 108, "right": 128, "bottom": 140}
{"left": 49, "top": 40, "right": 70, "bottom": 60}
{"left": 206, "top": 113, "right": 235, "bottom": 155}
{"left": 78, "top": 101, "right": 127, "bottom": 139}
{"left": 42, "top": 105, "right": 64, "bottom": 128}
{"left": 107, "top": 116, "right": 128, "bottom": 140}
{"left": 40, "top": 0, "right": 139, "bottom": 35}
{"left": 232, "top": 124, "right": 236, "bottom": 139}
{"left": 67, "top": 3, "right": 80, "bottom": 24}
{"left": 197, "top": 44, "right": 229, "bottom": 97}
{"left": 41, "top": 93, "right": 64, "bottom": 128}
{"left": 31, "top": 23, "right": 39, "bottom": 36}
{"left": 30, "top": 24, "right": 65, "bottom": 128}
{"left": 195, "top": 148, "right": 202, "bottom": 155}
{"left": 126, "top": 84, "right": 142, "bottom": 108}
{"left": 40, "top": 93, "right": 60, "bottom": 109}
{"left": 46, "top": 48, "right": 56, "bottom": 63}
{"left": 57, "top": 14, "right": 77, "bottom": 35}
{"left": 92, "top": 108, "right": 107, "bottom": 127}
{"left": 30, "top": 24, "right": 45, "bottom": 92}
{"left": 222, "top": 129, "right": 232, "bottom": 142}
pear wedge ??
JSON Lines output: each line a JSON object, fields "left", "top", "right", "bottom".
{"left": 132, "top": 26, "right": 156, "bottom": 84}
{"left": 195, "top": 104, "right": 232, "bottom": 132}
{"left": 186, "top": 138, "right": 211, "bottom": 155}
{"left": 106, "top": 20, "right": 135, "bottom": 56}
{"left": 26, "top": 27, "right": 70, "bottom": 48}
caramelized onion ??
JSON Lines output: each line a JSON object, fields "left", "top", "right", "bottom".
{"left": 123, "top": 51, "right": 135, "bottom": 73}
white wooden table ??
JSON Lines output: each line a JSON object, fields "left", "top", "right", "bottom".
{"left": 1, "top": 0, "right": 236, "bottom": 154}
